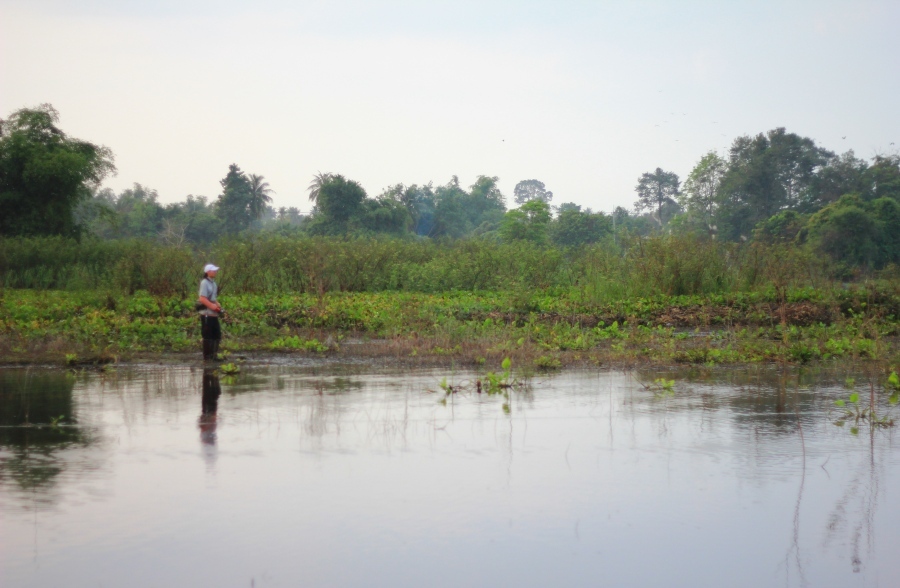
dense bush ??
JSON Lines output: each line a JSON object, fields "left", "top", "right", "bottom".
{"left": 0, "top": 233, "right": 834, "bottom": 298}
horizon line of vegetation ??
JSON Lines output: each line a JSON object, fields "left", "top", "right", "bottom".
{"left": 1, "top": 104, "right": 899, "bottom": 278}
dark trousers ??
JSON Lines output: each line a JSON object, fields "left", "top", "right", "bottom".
{"left": 200, "top": 316, "right": 221, "bottom": 360}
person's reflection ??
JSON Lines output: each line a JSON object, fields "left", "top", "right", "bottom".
{"left": 199, "top": 368, "right": 221, "bottom": 468}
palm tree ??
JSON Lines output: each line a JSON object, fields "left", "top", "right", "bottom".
{"left": 248, "top": 174, "right": 274, "bottom": 220}
{"left": 307, "top": 171, "right": 333, "bottom": 205}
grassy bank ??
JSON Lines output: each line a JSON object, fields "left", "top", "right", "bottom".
{"left": 3, "top": 285, "right": 899, "bottom": 369}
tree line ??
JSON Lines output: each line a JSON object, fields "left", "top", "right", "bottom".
{"left": 2, "top": 104, "right": 899, "bottom": 271}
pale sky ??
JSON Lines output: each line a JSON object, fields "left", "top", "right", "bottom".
{"left": 2, "top": 0, "right": 898, "bottom": 214}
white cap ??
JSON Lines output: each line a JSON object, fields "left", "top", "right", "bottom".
{"left": 204, "top": 264, "right": 220, "bottom": 273}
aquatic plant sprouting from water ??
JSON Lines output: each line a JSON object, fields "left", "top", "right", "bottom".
{"left": 886, "top": 371, "right": 900, "bottom": 405}
{"left": 218, "top": 362, "right": 240, "bottom": 375}
{"left": 433, "top": 358, "right": 522, "bottom": 412}
{"left": 484, "top": 357, "right": 513, "bottom": 394}
{"left": 651, "top": 378, "right": 676, "bottom": 398}
{"left": 834, "top": 376, "right": 895, "bottom": 432}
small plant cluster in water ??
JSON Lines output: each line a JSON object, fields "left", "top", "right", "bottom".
{"left": 438, "top": 357, "right": 523, "bottom": 413}
{"left": 833, "top": 374, "right": 898, "bottom": 433}
{"left": 651, "top": 378, "right": 676, "bottom": 398}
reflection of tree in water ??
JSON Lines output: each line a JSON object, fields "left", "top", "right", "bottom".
{"left": 822, "top": 424, "right": 889, "bottom": 575}
{"left": 637, "top": 366, "right": 896, "bottom": 580}
{"left": 639, "top": 367, "right": 838, "bottom": 435}
{"left": 0, "top": 369, "right": 96, "bottom": 506}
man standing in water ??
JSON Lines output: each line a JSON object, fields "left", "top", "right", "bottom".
{"left": 198, "top": 263, "right": 223, "bottom": 361}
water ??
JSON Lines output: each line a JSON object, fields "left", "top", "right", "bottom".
{"left": 1, "top": 364, "right": 898, "bottom": 587}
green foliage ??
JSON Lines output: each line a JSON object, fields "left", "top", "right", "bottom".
{"left": 269, "top": 336, "right": 328, "bottom": 353}
{"left": 0, "top": 104, "right": 116, "bottom": 238}
{"left": 534, "top": 355, "right": 562, "bottom": 370}
{"left": 219, "top": 362, "right": 240, "bottom": 375}
{"left": 753, "top": 210, "right": 806, "bottom": 244}
{"left": 717, "top": 128, "right": 833, "bottom": 240}
{"left": 679, "top": 152, "right": 726, "bottom": 234}
{"left": 0, "top": 231, "right": 836, "bottom": 298}
{"left": 430, "top": 175, "right": 506, "bottom": 238}
{"left": 247, "top": 174, "right": 274, "bottom": 221}
{"left": 634, "top": 167, "right": 680, "bottom": 225}
{"left": 484, "top": 357, "right": 513, "bottom": 394}
{"left": 551, "top": 205, "right": 612, "bottom": 247}
{"left": 307, "top": 174, "right": 367, "bottom": 234}
{"left": 802, "top": 194, "right": 900, "bottom": 269}
{"left": 651, "top": 378, "right": 676, "bottom": 398}
{"left": 359, "top": 196, "right": 412, "bottom": 235}
{"left": 513, "top": 179, "right": 553, "bottom": 205}
{"left": 217, "top": 164, "right": 254, "bottom": 234}
{"left": 4, "top": 282, "right": 900, "bottom": 367}
{"left": 499, "top": 200, "right": 552, "bottom": 245}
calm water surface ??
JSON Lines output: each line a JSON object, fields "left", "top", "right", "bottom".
{"left": 1, "top": 364, "right": 899, "bottom": 587}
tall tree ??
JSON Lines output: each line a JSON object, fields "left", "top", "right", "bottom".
{"left": 306, "top": 174, "right": 366, "bottom": 235}
{"left": 467, "top": 175, "right": 507, "bottom": 228}
{"left": 248, "top": 173, "right": 274, "bottom": 220}
{"left": 804, "top": 150, "right": 869, "bottom": 210}
{"left": 500, "top": 199, "right": 552, "bottom": 244}
{"left": 431, "top": 177, "right": 471, "bottom": 238}
{"left": 513, "top": 179, "right": 553, "bottom": 205}
{"left": 0, "top": 104, "right": 115, "bottom": 237}
{"left": 551, "top": 205, "right": 612, "bottom": 247}
{"left": 382, "top": 183, "right": 436, "bottom": 236}
{"left": 634, "top": 167, "right": 680, "bottom": 225}
{"left": 867, "top": 154, "right": 900, "bottom": 201}
{"left": 307, "top": 171, "right": 333, "bottom": 205}
{"left": 216, "top": 164, "right": 253, "bottom": 234}
{"left": 718, "top": 128, "right": 832, "bottom": 239}
{"left": 679, "top": 152, "right": 726, "bottom": 234}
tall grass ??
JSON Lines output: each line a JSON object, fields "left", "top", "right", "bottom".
{"left": 0, "top": 234, "right": 833, "bottom": 299}
{"left": 567, "top": 235, "right": 830, "bottom": 304}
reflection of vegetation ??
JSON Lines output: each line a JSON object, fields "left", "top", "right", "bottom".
{"left": 313, "top": 377, "right": 365, "bottom": 395}
{"left": 823, "top": 423, "right": 887, "bottom": 574}
{"left": 0, "top": 369, "right": 92, "bottom": 498}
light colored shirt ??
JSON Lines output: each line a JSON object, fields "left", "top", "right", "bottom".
{"left": 199, "top": 278, "right": 219, "bottom": 316}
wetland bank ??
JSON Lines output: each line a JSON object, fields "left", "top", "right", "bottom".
{"left": 5, "top": 235, "right": 900, "bottom": 372}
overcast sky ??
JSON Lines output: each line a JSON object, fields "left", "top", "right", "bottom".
{"left": 2, "top": 0, "right": 898, "bottom": 213}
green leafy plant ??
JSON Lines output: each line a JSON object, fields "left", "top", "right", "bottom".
{"left": 886, "top": 371, "right": 900, "bottom": 405}
{"left": 834, "top": 376, "right": 895, "bottom": 429}
{"left": 651, "top": 378, "right": 676, "bottom": 398}
{"left": 534, "top": 355, "right": 562, "bottom": 370}
{"left": 484, "top": 357, "right": 513, "bottom": 394}
{"left": 219, "top": 362, "right": 240, "bottom": 375}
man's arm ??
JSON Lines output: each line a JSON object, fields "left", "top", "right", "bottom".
{"left": 198, "top": 296, "right": 222, "bottom": 312}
